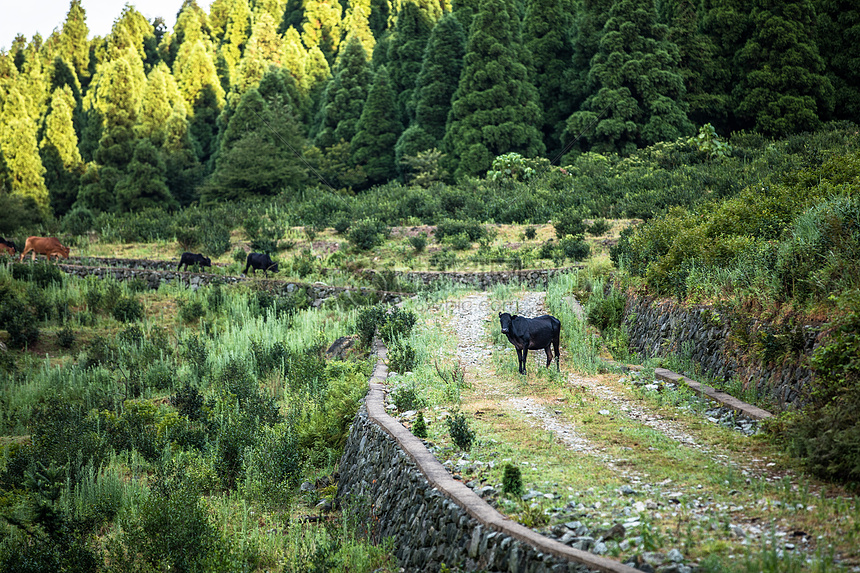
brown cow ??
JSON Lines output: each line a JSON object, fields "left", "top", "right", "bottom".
{"left": 0, "top": 244, "right": 14, "bottom": 257}
{"left": 19, "top": 236, "right": 70, "bottom": 262}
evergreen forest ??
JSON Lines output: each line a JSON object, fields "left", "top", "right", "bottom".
{"left": 0, "top": 0, "right": 857, "bottom": 222}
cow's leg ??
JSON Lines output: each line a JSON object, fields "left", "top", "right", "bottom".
{"left": 544, "top": 345, "right": 553, "bottom": 368}
{"left": 521, "top": 348, "right": 528, "bottom": 375}
{"left": 516, "top": 349, "right": 524, "bottom": 374}
{"left": 553, "top": 335, "right": 560, "bottom": 370}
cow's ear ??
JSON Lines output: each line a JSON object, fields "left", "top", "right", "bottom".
{"left": 512, "top": 315, "right": 518, "bottom": 319}
{"left": 498, "top": 312, "right": 502, "bottom": 317}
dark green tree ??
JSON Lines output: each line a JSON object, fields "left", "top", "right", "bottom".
{"left": 523, "top": 0, "right": 574, "bottom": 157}
{"left": 386, "top": 2, "right": 435, "bottom": 122}
{"left": 443, "top": 0, "right": 544, "bottom": 178}
{"left": 115, "top": 139, "right": 177, "bottom": 211}
{"left": 394, "top": 13, "right": 465, "bottom": 170}
{"left": 563, "top": 0, "right": 693, "bottom": 156}
{"left": 733, "top": 0, "right": 834, "bottom": 136}
{"left": 352, "top": 66, "right": 403, "bottom": 186}
{"left": 58, "top": 0, "right": 90, "bottom": 86}
{"left": 205, "top": 88, "right": 308, "bottom": 201}
{"left": 313, "top": 36, "right": 373, "bottom": 149}
{"left": 816, "top": 0, "right": 860, "bottom": 122}
{"left": 41, "top": 87, "right": 83, "bottom": 216}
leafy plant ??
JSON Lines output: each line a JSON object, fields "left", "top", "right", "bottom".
{"left": 112, "top": 296, "right": 144, "bottom": 322}
{"left": 446, "top": 411, "right": 475, "bottom": 451}
{"left": 502, "top": 463, "right": 523, "bottom": 497}
{"left": 412, "top": 411, "right": 428, "bottom": 438}
{"left": 388, "top": 341, "right": 417, "bottom": 373}
{"left": 348, "top": 218, "right": 390, "bottom": 251}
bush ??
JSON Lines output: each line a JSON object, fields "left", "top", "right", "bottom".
{"left": 179, "top": 299, "right": 206, "bottom": 323}
{"left": 446, "top": 411, "right": 475, "bottom": 451}
{"left": 379, "top": 307, "right": 417, "bottom": 345}
{"left": 355, "top": 304, "right": 388, "bottom": 349}
{"left": 112, "top": 296, "right": 144, "bottom": 322}
{"left": 388, "top": 342, "right": 417, "bottom": 374}
{"left": 588, "top": 218, "right": 611, "bottom": 236}
{"left": 412, "top": 411, "right": 428, "bottom": 438}
{"left": 559, "top": 235, "right": 590, "bottom": 261}
{"left": 0, "top": 288, "right": 40, "bottom": 348}
{"left": 10, "top": 261, "right": 65, "bottom": 288}
{"left": 348, "top": 218, "right": 390, "bottom": 251}
{"left": 524, "top": 226, "right": 537, "bottom": 240}
{"left": 429, "top": 248, "right": 457, "bottom": 270}
{"left": 554, "top": 208, "right": 588, "bottom": 238}
{"left": 57, "top": 325, "right": 76, "bottom": 349}
{"left": 62, "top": 206, "right": 96, "bottom": 235}
{"left": 409, "top": 233, "right": 427, "bottom": 252}
{"left": 435, "top": 219, "right": 486, "bottom": 243}
{"left": 502, "top": 463, "right": 523, "bottom": 497}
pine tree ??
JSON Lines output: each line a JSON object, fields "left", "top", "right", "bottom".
{"left": 41, "top": 86, "right": 83, "bottom": 215}
{"left": 568, "top": 0, "right": 612, "bottom": 110}
{"left": 205, "top": 87, "right": 308, "bottom": 201}
{"left": 659, "top": 0, "right": 727, "bottom": 128}
{"left": 0, "top": 87, "right": 50, "bottom": 213}
{"left": 218, "top": 0, "right": 252, "bottom": 90}
{"left": 300, "top": 0, "right": 343, "bottom": 63}
{"left": 394, "top": 13, "right": 465, "bottom": 168}
{"left": 523, "top": 0, "right": 573, "bottom": 157}
{"left": 115, "top": 139, "right": 177, "bottom": 211}
{"left": 352, "top": 66, "right": 403, "bottom": 186}
{"left": 314, "top": 36, "right": 373, "bottom": 148}
{"left": 443, "top": 0, "right": 544, "bottom": 178}
{"left": 342, "top": 0, "right": 376, "bottom": 59}
{"left": 235, "top": 12, "right": 285, "bottom": 93}
{"left": 386, "top": 2, "right": 434, "bottom": 123}
{"left": 137, "top": 64, "right": 180, "bottom": 145}
{"left": 174, "top": 40, "right": 225, "bottom": 164}
{"left": 563, "top": 0, "right": 693, "bottom": 156}
{"left": 59, "top": 0, "right": 90, "bottom": 85}
{"left": 817, "top": 0, "right": 860, "bottom": 122}
{"left": 733, "top": 0, "right": 834, "bottom": 136}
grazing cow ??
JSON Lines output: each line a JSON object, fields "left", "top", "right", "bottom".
{"left": 18, "top": 236, "right": 70, "bottom": 262}
{"left": 0, "top": 244, "right": 14, "bottom": 257}
{"left": 243, "top": 252, "right": 279, "bottom": 276}
{"left": 499, "top": 312, "right": 561, "bottom": 375}
{"left": 0, "top": 238, "right": 18, "bottom": 253}
{"left": 178, "top": 252, "right": 212, "bottom": 271}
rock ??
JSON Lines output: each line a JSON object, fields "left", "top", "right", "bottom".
{"left": 601, "top": 523, "right": 626, "bottom": 542}
{"left": 300, "top": 481, "right": 315, "bottom": 492}
{"left": 326, "top": 336, "right": 358, "bottom": 360}
{"left": 666, "top": 548, "right": 684, "bottom": 562}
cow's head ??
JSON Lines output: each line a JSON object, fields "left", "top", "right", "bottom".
{"left": 59, "top": 245, "right": 70, "bottom": 258}
{"left": 268, "top": 262, "right": 279, "bottom": 273}
{"left": 499, "top": 312, "right": 516, "bottom": 334}
{"left": 202, "top": 256, "right": 212, "bottom": 267}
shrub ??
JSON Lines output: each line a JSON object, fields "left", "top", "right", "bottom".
{"left": 429, "top": 248, "right": 457, "bottom": 270}
{"left": 446, "top": 411, "right": 475, "bottom": 451}
{"left": 0, "top": 288, "right": 40, "bottom": 348}
{"left": 348, "top": 218, "right": 390, "bottom": 251}
{"left": 588, "top": 218, "right": 611, "bottom": 236}
{"left": 408, "top": 233, "right": 427, "bottom": 252}
{"left": 389, "top": 377, "right": 424, "bottom": 411}
{"left": 201, "top": 222, "right": 231, "bottom": 256}
{"left": 559, "top": 235, "right": 590, "bottom": 261}
{"left": 10, "top": 261, "right": 64, "bottom": 288}
{"left": 146, "top": 361, "right": 176, "bottom": 391}
{"left": 243, "top": 423, "right": 302, "bottom": 507}
{"left": 379, "top": 307, "right": 417, "bottom": 345}
{"left": 333, "top": 216, "right": 351, "bottom": 234}
{"left": 435, "top": 219, "right": 486, "bottom": 242}
{"left": 554, "top": 208, "right": 588, "bottom": 238}
{"left": 179, "top": 299, "right": 206, "bottom": 323}
{"left": 62, "top": 206, "right": 96, "bottom": 235}
{"left": 412, "top": 411, "right": 428, "bottom": 438}
{"left": 524, "top": 226, "right": 537, "bottom": 240}
{"left": 355, "top": 304, "right": 388, "bottom": 349}
{"left": 446, "top": 232, "right": 472, "bottom": 250}
{"left": 112, "top": 296, "right": 144, "bottom": 322}
{"left": 502, "top": 463, "right": 523, "bottom": 497}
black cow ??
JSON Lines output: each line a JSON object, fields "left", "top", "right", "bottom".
{"left": 243, "top": 252, "right": 279, "bottom": 276}
{"left": 178, "top": 252, "right": 212, "bottom": 271}
{"left": 499, "top": 312, "right": 561, "bottom": 375}
{"left": 0, "top": 238, "right": 18, "bottom": 253}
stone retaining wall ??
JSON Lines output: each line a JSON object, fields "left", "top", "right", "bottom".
{"left": 624, "top": 294, "right": 820, "bottom": 409}
{"left": 56, "top": 264, "right": 404, "bottom": 306}
{"left": 336, "top": 347, "right": 637, "bottom": 573}
{"left": 364, "top": 267, "right": 580, "bottom": 289}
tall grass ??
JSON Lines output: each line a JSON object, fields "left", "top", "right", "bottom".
{"left": 546, "top": 271, "right": 605, "bottom": 374}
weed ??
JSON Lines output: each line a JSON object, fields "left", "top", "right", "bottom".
{"left": 446, "top": 411, "right": 475, "bottom": 451}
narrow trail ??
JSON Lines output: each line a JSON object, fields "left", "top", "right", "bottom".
{"left": 438, "top": 289, "right": 827, "bottom": 568}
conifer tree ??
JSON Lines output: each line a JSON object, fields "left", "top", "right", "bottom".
{"left": 733, "top": 0, "right": 833, "bottom": 136}
{"left": 568, "top": 0, "right": 612, "bottom": 110}
{"left": 41, "top": 86, "right": 83, "bottom": 215}
{"left": 174, "top": 40, "right": 225, "bottom": 164}
{"left": 59, "top": 0, "right": 90, "bottom": 85}
{"left": 303, "top": 46, "right": 332, "bottom": 113}
{"left": 342, "top": 0, "right": 376, "bottom": 59}
{"left": 352, "top": 66, "right": 403, "bottom": 186}
{"left": 209, "top": 0, "right": 235, "bottom": 43}
{"left": 386, "top": 2, "right": 434, "bottom": 122}
{"left": 205, "top": 87, "right": 308, "bottom": 201}
{"left": 523, "top": 0, "right": 573, "bottom": 157}
{"left": 817, "top": 0, "right": 860, "bottom": 122}
{"left": 394, "top": 13, "right": 464, "bottom": 169}
{"left": 443, "top": 0, "right": 544, "bottom": 178}
{"left": 235, "top": 12, "right": 285, "bottom": 93}
{"left": 563, "top": 0, "right": 692, "bottom": 156}
{"left": 659, "top": 0, "right": 727, "bottom": 128}
{"left": 300, "top": 0, "right": 343, "bottom": 62}
{"left": 0, "top": 87, "right": 50, "bottom": 213}
{"left": 115, "top": 138, "right": 177, "bottom": 211}
{"left": 218, "top": 0, "right": 252, "bottom": 90}
{"left": 314, "top": 36, "right": 373, "bottom": 148}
